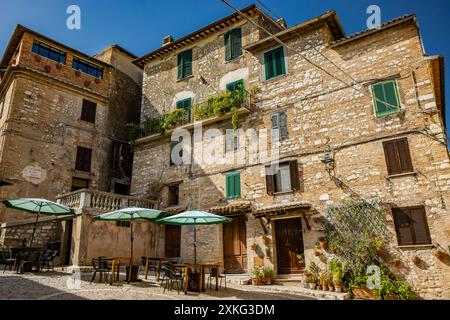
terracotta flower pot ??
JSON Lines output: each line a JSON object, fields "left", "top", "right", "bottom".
{"left": 308, "top": 283, "right": 317, "bottom": 290}
{"left": 322, "top": 284, "right": 329, "bottom": 291}
{"left": 84, "top": 80, "right": 91, "bottom": 88}
{"left": 412, "top": 257, "right": 420, "bottom": 265}
{"left": 264, "top": 276, "right": 272, "bottom": 285}
{"left": 435, "top": 250, "right": 446, "bottom": 260}
{"left": 252, "top": 278, "right": 259, "bottom": 286}
{"left": 75, "top": 70, "right": 81, "bottom": 76}
{"left": 376, "top": 248, "right": 385, "bottom": 257}
{"left": 262, "top": 236, "right": 270, "bottom": 246}
{"left": 314, "top": 251, "right": 320, "bottom": 257}
{"left": 95, "top": 78, "right": 101, "bottom": 84}
{"left": 34, "top": 55, "right": 41, "bottom": 62}
{"left": 56, "top": 63, "right": 63, "bottom": 70}
{"left": 250, "top": 243, "right": 257, "bottom": 251}
{"left": 335, "top": 285, "right": 342, "bottom": 293}
{"left": 319, "top": 241, "right": 328, "bottom": 250}
{"left": 352, "top": 287, "right": 375, "bottom": 299}
{"left": 44, "top": 64, "right": 51, "bottom": 73}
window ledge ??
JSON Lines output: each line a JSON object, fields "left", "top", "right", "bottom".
{"left": 396, "top": 244, "right": 434, "bottom": 250}
{"left": 273, "top": 191, "right": 293, "bottom": 196}
{"left": 79, "top": 120, "right": 96, "bottom": 126}
{"left": 375, "top": 109, "right": 404, "bottom": 118}
{"left": 385, "top": 171, "right": 417, "bottom": 179}
{"left": 176, "top": 74, "right": 194, "bottom": 82}
{"left": 264, "top": 73, "right": 287, "bottom": 83}
{"left": 225, "top": 55, "right": 244, "bottom": 64}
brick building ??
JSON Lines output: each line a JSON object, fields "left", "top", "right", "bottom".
{"left": 131, "top": 5, "right": 450, "bottom": 298}
{"left": 0, "top": 25, "right": 142, "bottom": 262}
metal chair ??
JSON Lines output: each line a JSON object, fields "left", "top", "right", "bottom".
{"left": 207, "top": 267, "right": 227, "bottom": 290}
{"left": 1, "top": 250, "right": 17, "bottom": 273}
{"left": 90, "top": 257, "right": 111, "bottom": 283}
{"left": 161, "top": 262, "right": 183, "bottom": 294}
{"left": 40, "top": 249, "right": 58, "bottom": 271}
{"left": 19, "top": 251, "right": 41, "bottom": 273}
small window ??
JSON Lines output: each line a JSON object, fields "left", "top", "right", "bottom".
{"left": 168, "top": 185, "right": 180, "bottom": 206}
{"left": 225, "top": 125, "right": 240, "bottom": 152}
{"left": 264, "top": 47, "right": 285, "bottom": 80}
{"left": 71, "top": 177, "right": 89, "bottom": 192}
{"left": 383, "top": 138, "right": 414, "bottom": 175}
{"left": 392, "top": 206, "right": 431, "bottom": 246}
{"left": 177, "top": 50, "right": 192, "bottom": 79}
{"left": 266, "top": 160, "right": 300, "bottom": 194}
{"left": 72, "top": 57, "right": 103, "bottom": 79}
{"left": 371, "top": 80, "right": 401, "bottom": 117}
{"left": 270, "top": 110, "right": 288, "bottom": 142}
{"left": 226, "top": 172, "right": 241, "bottom": 199}
{"left": 176, "top": 98, "right": 192, "bottom": 122}
{"left": 114, "top": 183, "right": 130, "bottom": 196}
{"left": 116, "top": 221, "right": 131, "bottom": 228}
{"left": 224, "top": 28, "right": 242, "bottom": 61}
{"left": 80, "top": 99, "right": 97, "bottom": 123}
{"left": 75, "top": 147, "right": 92, "bottom": 172}
{"left": 32, "top": 41, "right": 66, "bottom": 64}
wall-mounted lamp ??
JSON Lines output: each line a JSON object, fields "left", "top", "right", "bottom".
{"left": 321, "top": 152, "right": 335, "bottom": 175}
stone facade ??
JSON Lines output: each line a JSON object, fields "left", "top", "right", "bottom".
{"left": 0, "top": 26, "right": 142, "bottom": 252}
{"left": 132, "top": 7, "right": 450, "bottom": 299}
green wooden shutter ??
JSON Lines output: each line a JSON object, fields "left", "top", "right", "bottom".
{"left": 177, "top": 53, "right": 183, "bottom": 79}
{"left": 225, "top": 31, "right": 232, "bottom": 61}
{"left": 183, "top": 50, "right": 192, "bottom": 77}
{"left": 231, "top": 28, "right": 242, "bottom": 59}
{"left": 234, "top": 173, "right": 241, "bottom": 198}
{"left": 372, "top": 80, "right": 400, "bottom": 116}
{"left": 226, "top": 174, "right": 233, "bottom": 199}
{"left": 274, "top": 47, "right": 285, "bottom": 76}
{"left": 264, "top": 50, "right": 274, "bottom": 80}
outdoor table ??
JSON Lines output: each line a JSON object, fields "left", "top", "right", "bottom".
{"left": 144, "top": 257, "right": 179, "bottom": 282}
{"left": 109, "top": 257, "right": 132, "bottom": 285}
{"left": 10, "top": 247, "right": 43, "bottom": 273}
{"left": 174, "top": 263, "right": 220, "bottom": 294}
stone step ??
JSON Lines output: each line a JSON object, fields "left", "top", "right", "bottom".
{"left": 246, "top": 284, "right": 351, "bottom": 300}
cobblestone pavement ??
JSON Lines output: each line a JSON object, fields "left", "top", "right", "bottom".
{"left": 0, "top": 271, "right": 316, "bottom": 300}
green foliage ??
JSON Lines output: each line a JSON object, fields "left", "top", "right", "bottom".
{"left": 375, "top": 271, "right": 417, "bottom": 300}
{"left": 263, "top": 267, "right": 273, "bottom": 277}
{"left": 296, "top": 253, "right": 305, "bottom": 263}
{"left": 306, "top": 261, "right": 320, "bottom": 278}
{"left": 250, "top": 265, "right": 264, "bottom": 279}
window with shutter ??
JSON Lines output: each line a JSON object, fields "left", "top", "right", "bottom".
{"left": 383, "top": 138, "right": 413, "bottom": 175}
{"left": 392, "top": 206, "right": 431, "bottom": 246}
{"left": 177, "top": 50, "right": 193, "bottom": 79}
{"left": 371, "top": 80, "right": 401, "bottom": 117}
{"left": 80, "top": 99, "right": 97, "bottom": 123}
{"left": 226, "top": 79, "right": 244, "bottom": 94}
{"left": 264, "top": 47, "right": 286, "bottom": 80}
{"left": 75, "top": 147, "right": 92, "bottom": 172}
{"left": 270, "top": 111, "right": 288, "bottom": 143}
{"left": 224, "top": 28, "right": 242, "bottom": 61}
{"left": 226, "top": 172, "right": 241, "bottom": 199}
{"left": 265, "top": 160, "right": 301, "bottom": 194}
{"left": 225, "top": 125, "right": 239, "bottom": 152}
{"left": 176, "top": 98, "right": 192, "bottom": 122}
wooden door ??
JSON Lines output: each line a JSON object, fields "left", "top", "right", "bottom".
{"left": 165, "top": 225, "right": 181, "bottom": 257}
{"left": 275, "top": 218, "right": 304, "bottom": 274}
{"left": 223, "top": 215, "right": 247, "bottom": 273}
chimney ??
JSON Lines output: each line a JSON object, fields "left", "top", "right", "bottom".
{"left": 277, "top": 18, "right": 287, "bottom": 29}
{"left": 163, "top": 35, "right": 174, "bottom": 46}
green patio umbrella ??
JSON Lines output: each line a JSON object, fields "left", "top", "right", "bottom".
{"left": 2, "top": 198, "right": 75, "bottom": 247}
{"left": 156, "top": 210, "right": 232, "bottom": 264}
{"left": 95, "top": 207, "right": 166, "bottom": 283}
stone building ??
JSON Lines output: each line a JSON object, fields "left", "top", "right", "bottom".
{"left": 131, "top": 4, "right": 450, "bottom": 298}
{"left": 0, "top": 25, "right": 144, "bottom": 264}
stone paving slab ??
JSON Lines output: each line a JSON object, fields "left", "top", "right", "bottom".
{"left": 0, "top": 271, "right": 318, "bottom": 300}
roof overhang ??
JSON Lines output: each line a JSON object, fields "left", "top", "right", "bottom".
{"left": 0, "top": 24, "right": 112, "bottom": 69}
{"left": 330, "top": 14, "right": 416, "bottom": 48}
{"left": 133, "top": 4, "right": 284, "bottom": 67}
{"left": 244, "top": 11, "right": 345, "bottom": 52}
{"left": 253, "top": 201, "right": 312, "bottom": 217}
{"left": 429, "top": 55, "right": 446, "bottom": 129}
{"left": 209, "top": 201, "right": 253, "bottom": 215}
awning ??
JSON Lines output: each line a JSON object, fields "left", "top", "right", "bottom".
{"left": 253, "top": 201, "right": 312, "bottom": 217}
{"left": 209, "top": 201, "right": 253, "bottom": 215}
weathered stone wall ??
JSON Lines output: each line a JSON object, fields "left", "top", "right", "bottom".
{"left": 133, "top": 14, "right": 450, "bottom": 299}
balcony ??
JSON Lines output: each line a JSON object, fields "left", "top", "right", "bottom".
{"left": 56, "top": 189, "right": 158, "bottom": 214}
{"left": 131, "top": 89, "right": 253, "bottom": 145}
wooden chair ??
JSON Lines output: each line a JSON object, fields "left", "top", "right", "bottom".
{"left": 207, "top": 267, "right": 227, "bottom": 290}
{"left": 161, "top": 262, "right": 183, "bottom": 294}
{"left": 90, "top": 257, "right": 110, "bottom": 283}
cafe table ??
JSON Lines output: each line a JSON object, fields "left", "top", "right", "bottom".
{"left": 10, "top": 247, "right": 43, "bottom": 273}
{"left": 174, "top": 263, "right": 220, "bottom": 294}
{"left": 108, "top": 257, "right": 132, "bottom": 285}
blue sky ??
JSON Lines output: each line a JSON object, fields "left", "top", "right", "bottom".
{"left": 1, "top": 0, "right": 449, "bottom": 127}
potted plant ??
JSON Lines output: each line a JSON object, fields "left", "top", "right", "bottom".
{"left": 306, "top": 274, "right": 317, "bottom": 290}
{"left": 392, "top": 259, "right": 402, "bottom": 267}
{"left": 433, "top": 246, "right": 447, "bottom": 260}
{"left": 75, "top": 70, "right": 81, "bottom": 76}
{"left": 265, "top": 247, "right": 272, "bottom": 259}
{"left": 411, "top": 255, "right": 420, "bottom": 265}
{"left": 313, "top": 245, "right": 320, "bottom": 256}
{"left": 34, "top": 55, "right": 41, "bottom": 62}
{"left": 251, "top": 266, "right": 264, "bottom": 285}
{"left": 320, "top": 272, "right": 329, "bottom": 291}
{"left": 263, "top": 267, "right": 273, "bottom": 285}
{"left": 333, "top": 270, "right": 343, "bottom": 292}
{"left": 328, "top": 272, "right": 334, "bottom": 292}
{"left": 56, "top": 63, "right": 63, "bottom": 70}
{"left": 44, "top": 64, "right": 51, "bottom": 73}
{"left": 250, "top": 239, "right": 257, "bottom": 251}
{"left": 95, "top": 78, "right": 101, "bottom": 84}
{"left": 318, "top": 237, "right": 328, "bottom": 250}
{"left": 297, "top": 253, "right": 305, "bottom": 267}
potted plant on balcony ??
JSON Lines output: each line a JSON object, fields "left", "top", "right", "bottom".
{"left": 263, "top": 267, "right": 273, "bottom": 285}
{"left": 318, "top": 237, "right": 328, "bottom": 250}
{"left": 56, "top": 63, "right": 63, "bottom": 70}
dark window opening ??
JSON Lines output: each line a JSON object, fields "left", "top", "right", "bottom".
{"left": 75, "top": 147, "right": 92, "bottom": 172}
{"left": 114, "top": 183, "right": 130, "bottom": 196}
{"left": 72, "top": 57, "right": 103, "bottom": 79}
{"left": 383, "top": 138, "right": 414, "bottom": 175}
{"left": 168, "top": 185, "right": 179, "bottom": 206}
{"left": 392, "top": 206, "right": 431, "bottom": 246}
{"left": 71, "top": 178, "right": 89, "bottom": 192}
{"left": 32, "top": 41, "right": 66, "bottom": 64}
{"left": 266, "top": 160, "right": 301, "bottom": 194}
{"left": 80, "top": 99, "right": 97, "bottom": 123}
{"left": 116, "top": 221, "right": 131, "bottom": 228}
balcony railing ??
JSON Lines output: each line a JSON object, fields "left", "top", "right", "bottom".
{"left": 130, "top": 89, "right": 252, "bottom": 141}
{"left": 56, "top": 189, "right": 158, "bottom": 213}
